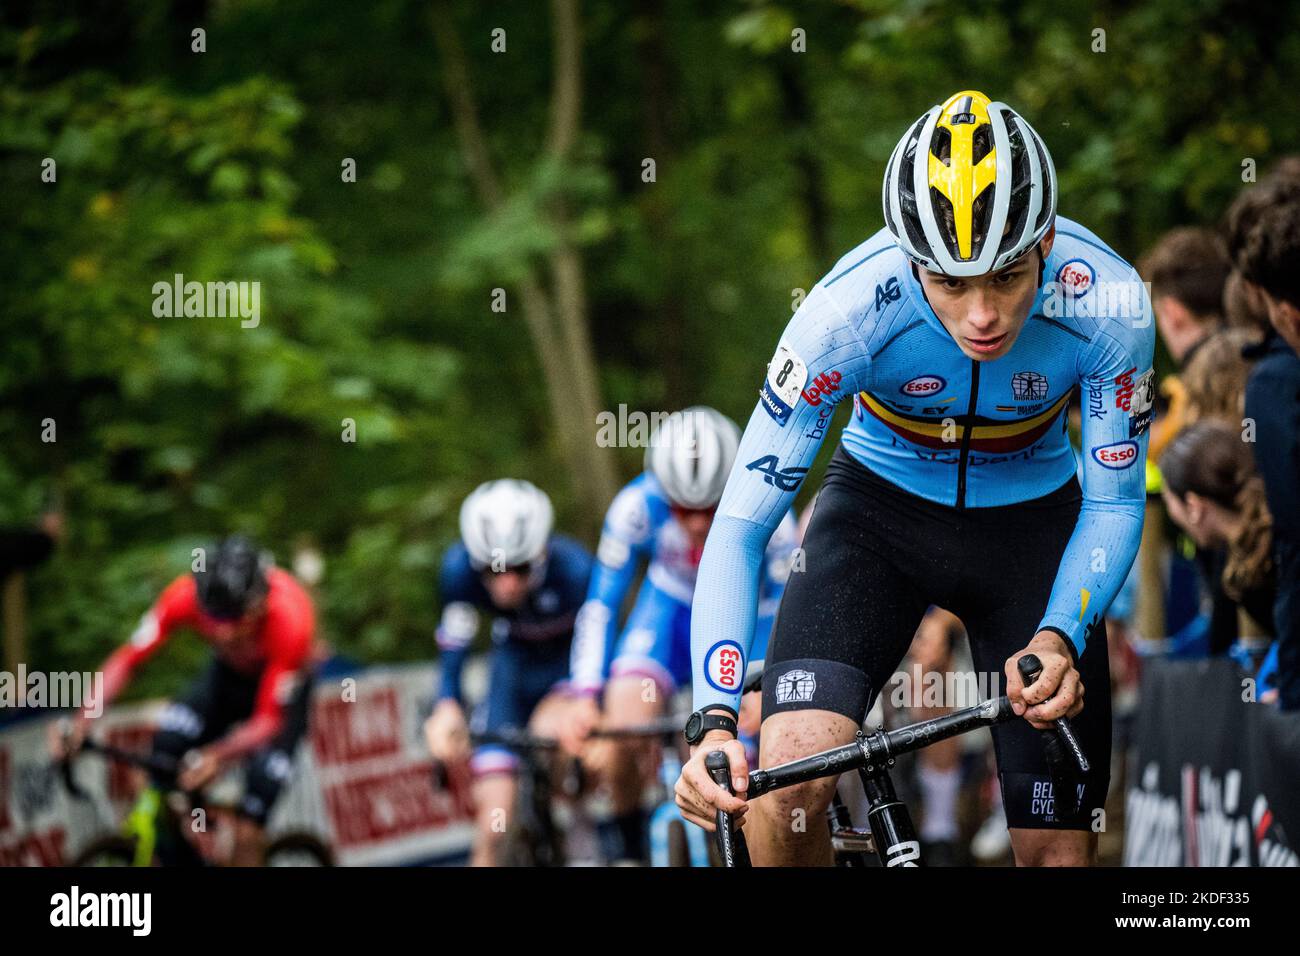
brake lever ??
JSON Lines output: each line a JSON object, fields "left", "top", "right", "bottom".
{"left": 705, "top": 750, "right": 750, "bottom": 867}
{"left": 1016, "top": 653, "right": 1090, "bottom": 775}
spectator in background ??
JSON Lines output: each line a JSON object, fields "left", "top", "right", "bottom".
{"left": 1227, "top": 174, "right": 1300, "bottom": 711}
{"left": 1159, "top": 422, "right": 1276, "bottom": 660}
{"left": 1180, "top": 327, "right": 1259, "bottom": 427}
{"left": 1139, "top": 227, "right": 1232, "bottom": 462}
{"left": 1223, "top": 269, "right": 1273, "bottom": 337}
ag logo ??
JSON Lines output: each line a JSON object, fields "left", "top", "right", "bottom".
{"left": 1011, "top": 370, "right": 1049, "bottom": 401}
{"left": 874, "top": 277, "right": 901, "bottom": 312}
{"left": 704, "top": 640, "right": 744, "bottom": 693}
{"left": 775, "top": 668, "right": 817, "bottom": 704}
{"left": 1091, "top": 440, "right": 1138, "bottom": 469}
{"left": 900, "top": 374, "right": 945, "bottom": 398}
{"left": 746, "top": 455, "right": 809, "bottom": 491}
{"left": 1055, "top": 258, "right": 1095, "bottom": 297}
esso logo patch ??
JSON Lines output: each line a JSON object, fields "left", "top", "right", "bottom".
{"left": 1056, "top": 258, "right": 1095, "bottom": 297}
{"left": 900, "top": 375, "right": 946, "bottom": 397}
{"left": 704, "top": 640, "right": 745, "bottom": 693}
{"left": 1091, "top": 440, "right": 1138, "bottom": 469}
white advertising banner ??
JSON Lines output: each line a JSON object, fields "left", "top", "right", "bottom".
{"left": 0, "top": 661, "right": 482, "bottom": 867}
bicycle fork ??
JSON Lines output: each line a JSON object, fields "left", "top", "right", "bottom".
{"left": 859, "top": 768, "right": 922, "bottom": 867}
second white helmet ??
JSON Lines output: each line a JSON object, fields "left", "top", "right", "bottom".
{"left": 459, "top": 479, "right": 554, "bottom": 569}
{"left": 645, "top": 406, "right": 741, "bottom": 510}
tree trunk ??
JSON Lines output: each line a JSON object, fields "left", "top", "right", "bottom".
{"left": 430, "top": 0, "right": 617, "bottom": 534}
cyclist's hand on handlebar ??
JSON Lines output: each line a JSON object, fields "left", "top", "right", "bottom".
{"left": 1006, "top": 630, "right": 1084, "bottom": 730}
{"left": 178, "top": 748, "right": 222, "bottom": 791}
{"left": 675, "top": 731, "right": 749, "bottom": 832}
{"left": 558, "top": 694, "right": 601, "bottom": 758}
{"left": 424, "top": 699, "right": 470, "bottom": 763}
{"left": 48, "top": 717, "right": 86, "bottom": 760}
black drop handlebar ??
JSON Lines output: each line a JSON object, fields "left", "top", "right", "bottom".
{"left": 707, "top": 653, "right": 1091, "bottom": 860}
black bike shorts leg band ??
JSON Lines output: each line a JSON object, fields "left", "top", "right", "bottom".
{"left": 761, "top": 658, "right": 872, "bottom": 723}
{"left": 999, "top": 770, "right": 1109, "bottom": 831}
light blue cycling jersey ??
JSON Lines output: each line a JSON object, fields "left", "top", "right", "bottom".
{"left": 692, "top": 217, "right": 1156, "bottom": 714}
{"left": 570, "top": 471, "right": 797, "bottom": 694}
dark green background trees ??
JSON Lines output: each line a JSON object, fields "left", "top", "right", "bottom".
{"left": 3, "top": 0, "right": 1297, "bottom": 696}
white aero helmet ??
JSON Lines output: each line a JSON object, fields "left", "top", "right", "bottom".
{"left": 883, "top": 90, "right": 1057, "bottom": 277}
{"left": 645, "top": 406, "right": 741, "bottom": 510}
{"left": 458, "top": 479, "right": 554, "bottom": 570}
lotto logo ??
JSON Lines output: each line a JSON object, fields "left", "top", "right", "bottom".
{"left": 801, "top": 370, "right": 843, "bottom": 406}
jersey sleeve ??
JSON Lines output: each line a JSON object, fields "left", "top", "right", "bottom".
{"left": 96, "top": 575, "right": 193, "bottom": 710}
{"left": 1038, "top": 282, "right": 1156, "bottom": 657}
{"left": 690, "top": 281, "right": 872, "bottom": 713}
{"left": 435, "top": 548, "right": 483, "bottom": 703}
{"left": 569, "top": 481, "right": 658, "bottom": 694}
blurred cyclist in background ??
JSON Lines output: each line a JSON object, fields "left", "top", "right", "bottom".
{"left": 555, "top": 406, "right": 797, "bottom": 863}
{"left": 50, "top": 535, "right": 318, "bottom": 866}
{"left": 423, "top": 479, "right": 592, "bottom": 866}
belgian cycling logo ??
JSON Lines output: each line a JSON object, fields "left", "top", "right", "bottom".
{"left": 746, "top": 455, "right": 809, "bottom": 491}
{"left": 874, "top": 276, "right": 901, "bottom": 312}
{"left": 774, "top": 668, "right": 816, "bottom": 704}
{"left": 760, "top": 342, "right": 809, "bottom": 425}
{"left": 1091, "top": 440, "right": 1138, "bottom": 469}
{"left": 1010, "top": 370, "right": 1049, "bottom": 401}
{"left": 704, "top": 640, "right": 744, "bottom": 693}
{"left": 1054, "top": 258, "right": 1095, "bottom": 297}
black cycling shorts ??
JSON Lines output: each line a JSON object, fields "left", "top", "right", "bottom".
{"left": 762, "top": 444, "right": 1111, "bottom": 831}
{"left": 150, "top": 657, "right": 315, "bottom": 825}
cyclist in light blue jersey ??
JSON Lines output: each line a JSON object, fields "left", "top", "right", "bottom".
{"left": 557, "top": 407, "right": 797, "bottom": 862}
{"left": 675, "top": 91, "right": 1156, "bottom": 867}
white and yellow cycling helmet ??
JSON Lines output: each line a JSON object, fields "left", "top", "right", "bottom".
{"left": 883, "top": 90, "right": 1057, "bottom": 277}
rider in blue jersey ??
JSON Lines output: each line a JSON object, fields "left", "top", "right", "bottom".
{"left": 557, "top": 408, "right": 797, "bottom": 862}
{"left": 675, "top": 91, "right": 1155, "bottom": 867}
{"left": 423, "top": 479, "right": 592, "bottom": 867}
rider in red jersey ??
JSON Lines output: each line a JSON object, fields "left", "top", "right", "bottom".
{"left": 52, "top": 536, "right": 318, "bottom": 864}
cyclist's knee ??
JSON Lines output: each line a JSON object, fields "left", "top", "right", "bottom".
{"left": 1009, "top": 828, "right": 1095, "bottom": 866}
{"left": 603, "top": 675, "right": 663, "bottom": 725}
{"left": 759, "top": 709, "right": 859, "bottom": 765}
{"left": 756, "top": 710, "right": 860, "bottom": 819}
{"left": 473, "top": 774, "right": 516, "bottom": 838}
